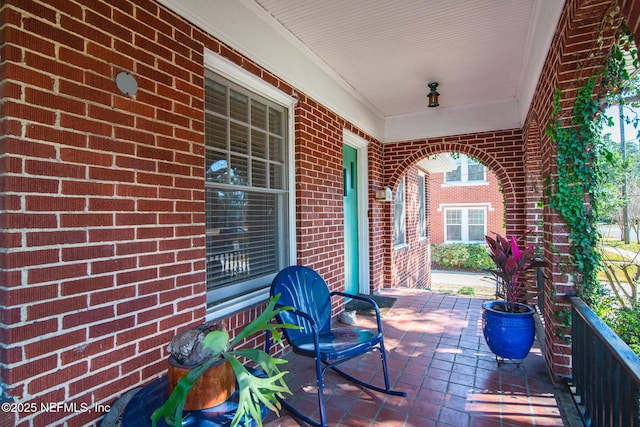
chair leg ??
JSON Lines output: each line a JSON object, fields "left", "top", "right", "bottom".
{"left": 378, "top": 337, "right": 397, "bottom": 393}
{"left": 276, "top": 356, "right": 328, "bottom": 427}
{"left": 328, "top": 341, "right": 406, "bottom": 397}
{"left": 315, "top": 354, "right": 327, "bottom": 427}
{"left": 277, "top": 341, "right": 405, "bottom": 427}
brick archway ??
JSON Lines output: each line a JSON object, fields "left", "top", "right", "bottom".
{"left": 373, "top": 0, "right": 640, "bottom": 381}
{"left": 382, "top": 129, "right": 527, "bottom": 238}
{"left": 523, "top": 0, "right": 636, "bottom": 379}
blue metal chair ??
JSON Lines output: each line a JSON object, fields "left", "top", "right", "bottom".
{"left": 268, "top": 265, "right": 406, "bottom": 427}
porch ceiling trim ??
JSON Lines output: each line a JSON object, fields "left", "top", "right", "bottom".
{"left": 158, "top": 0, "right": 564, "bottom": 143}
{"left": 157, "top": 0, "right": 385, "bottom": 141}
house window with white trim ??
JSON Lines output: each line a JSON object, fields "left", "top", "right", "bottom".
{"left": 394, "top": 177, "right": 406, "bottom": 247}
{"left": 445, "top": 208, "right": 486, "bottom": 243}
{"left": 418, "top": 173, "right": 426, "bottom": 239}
{"left": 445, "top": 155, "right": 486, "bottom": 184}
{"left": 204, "top": 70, "right": 291, "bottom": 309}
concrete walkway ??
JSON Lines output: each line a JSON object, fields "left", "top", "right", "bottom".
{"left": 430, "top": 269, "right": 497, "bottom": 297}
{"left": 601, "top": 245, "right": 639, "bottom": 262}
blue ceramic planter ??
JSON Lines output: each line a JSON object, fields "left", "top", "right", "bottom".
{"left": 482, "top": 301, "right": 535, "bottom": 360}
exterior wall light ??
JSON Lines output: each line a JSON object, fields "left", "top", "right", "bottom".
{"left": 115, "top": 71, "right": 138, "bottom": 96}
{"left": 428, "top": 82, "right": 440, "bottom": 107}
{"left": 375, "top": 187, "right": 393, "bottom": 202}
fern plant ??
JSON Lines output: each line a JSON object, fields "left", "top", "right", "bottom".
{"left": 151, "top": 294, "right": 299, "bottom": 427}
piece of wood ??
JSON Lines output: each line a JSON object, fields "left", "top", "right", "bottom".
{"left": 167, "top": 357, "right": 236, "bottom": 411}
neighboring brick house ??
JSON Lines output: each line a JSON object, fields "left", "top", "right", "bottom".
{"left": 0, "top": 0, "right": 639, "bottom": 425}
{"left": 429, "top": 154, "right": 506, "bottom": 244}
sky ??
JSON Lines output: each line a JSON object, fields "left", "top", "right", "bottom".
{"left": 602, "top": 104, "right": 640, "bottom": 145}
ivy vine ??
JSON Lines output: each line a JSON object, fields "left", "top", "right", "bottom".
{"left": 545, "top": 24, "right": 638, "bottom": 306}
{"left": 546, "top": 78, "right": 605, "bottom": 304}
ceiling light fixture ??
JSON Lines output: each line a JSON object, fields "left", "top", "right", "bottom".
{"left": 427, "top": 82, "right": 440, "bottom": 107}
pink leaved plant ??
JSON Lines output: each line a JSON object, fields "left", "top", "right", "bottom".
{"left": 485, "top": 234, "right": 537, "bottom": 312}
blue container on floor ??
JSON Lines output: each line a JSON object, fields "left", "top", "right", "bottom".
{"left": 482, "top": 301, "right": 536, "bottom": 361}
{"left": 119, "top": 373, "right": 267, "bottom": 427}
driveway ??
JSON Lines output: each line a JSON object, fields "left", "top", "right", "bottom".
{"left": 599, "top": 223, "right": 638, "bottom": 242}
{"left": 430, "top": 269, "right": 497, "bottom": 297}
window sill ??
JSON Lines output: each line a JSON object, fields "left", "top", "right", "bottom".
{"left": 205, "top": 288, "right": 270, "bottom": 323}
{"left": 441, "top": 181, "right": 489, "bottom": 187}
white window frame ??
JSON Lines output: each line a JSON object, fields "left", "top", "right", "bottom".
{"left": 394, "top": 177, "right": 406, "bottom": 248}
{"left": 204, "top": 51, "right": 296, "bottom": 321}
{"left": 418, "top": 172, "right": 426, "bottom": 240}
{"left": 444, "top": 154, "right": 487, "bottom": 185}
{"left": 443, "top": 206, "right": 487, "bottom": 243}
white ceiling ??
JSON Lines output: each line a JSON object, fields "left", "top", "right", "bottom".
{"left": 253, "top": 0, "right": 533, "bottom": 116}
{"left": 159, "top": 0, "right": 566, "bottom": 141}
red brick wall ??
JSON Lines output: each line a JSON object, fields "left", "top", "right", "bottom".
{"left": 390, "top": 167, "right": 430, "bottom": 288}
{"left": 429, "top": 168, "right": 505, "bottom": 244}
{"left": 381, "top": 131, "right": 525, "bottom": 289}
{"left": 292, "top": 95, "right": 345, "bottom": 285}
{"left": 0, "top": 1, "right": 395, "bottom": 425}
{"left": 619, "top": 0, "right": 640, "bottom": 41}
{"left": 0, "top": 1, "right": 210, "bottom": 425}
{"left": 367, "top": 135, "right": 389, "bottom": 293}
{"left": 524, "top": 0, "right": 638, "bottom": 379}
{"left": 2, "top": 0, "right": 640, "bottom": 424}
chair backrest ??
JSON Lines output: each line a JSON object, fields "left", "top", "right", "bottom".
{"left": 270, "top": 266, "right": 333, "bottom": 342}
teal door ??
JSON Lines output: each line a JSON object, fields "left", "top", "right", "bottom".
{"left": 343, "top": 144, "right": 359, "bottom": 295}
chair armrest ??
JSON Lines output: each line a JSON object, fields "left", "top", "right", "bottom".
{"left": 289, "top": 308, "right": 317, "bottom": 326}
{"left": 274, "top": 304, "right": 320, "bottom": 334}
{"left": 332, "top": 291, "right": 378, "bottom": 309}
{"left": 330, "top": 291, "right": 383, "bottom": 331}
{"left": 274, "top": 305, "right": 323, "bottom": 358}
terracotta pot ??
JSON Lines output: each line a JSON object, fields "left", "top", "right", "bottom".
{"left": 167, "top": 355, "right": 236, "bottom": 410}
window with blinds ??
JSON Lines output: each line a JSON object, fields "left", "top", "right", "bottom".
{"left": 204, "top": 72, "right": 289, "bottom": 307}
{"left": 468, "top": 208, "right": 485, "bottom": 241}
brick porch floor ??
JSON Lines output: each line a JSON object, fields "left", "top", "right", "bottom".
{"left": 264, "top": 289, "right": 570, "bottom": 427}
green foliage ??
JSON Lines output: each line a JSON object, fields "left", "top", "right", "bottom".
{"left": 554, "top": 306, "right": 572, "bottom": 341}
{"left": 458, "top": 286, "right": 476, "bottom": 296}
{"left": 431, "top": 243, "right": 493, "bottom": 271}
{"left": 151, "top": 295, "right": 300, "bottom": 427}
{"left": 545, "top": 25, "right": 640, "bottom": 305}
{"left": 604, "top": 302, "right": 640, "bottom": 357}
{"left": 547, "top": 25, "right": 640, "bottom": 352}
{"left": 599, "top": 25, "right": 640, "bottom": 231}
{"left": 546, "top": 78, "right": 605, "bottom": 304}
{"left": 602, "top": 23, "right": 639, "bottom": 104}
{"left": 485, "top": 234, "right": 537, "bottom": 310}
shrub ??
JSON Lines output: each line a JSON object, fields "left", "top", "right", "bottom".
{"left": 431, "top": 243, "right": 494, "bottom": 271}
{"left": 458, "top": 286, "right": 476, "bottom": 296}
{"left": 605, "top": 302, "right": 640, "bottom": 357}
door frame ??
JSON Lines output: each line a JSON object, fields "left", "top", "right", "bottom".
{"left": 343, "top": 129, "right": 370, "bottom": 294}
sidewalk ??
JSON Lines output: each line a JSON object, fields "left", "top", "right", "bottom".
{"left": 430, "top": 269, "right": 497, "bottom": 297}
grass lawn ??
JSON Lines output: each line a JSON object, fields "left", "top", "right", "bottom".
{"left": 599, "top": 239, "right": 640, "bottom": 283}
{"left": 602, "top": 238, "right": 640, "bottom": 253}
